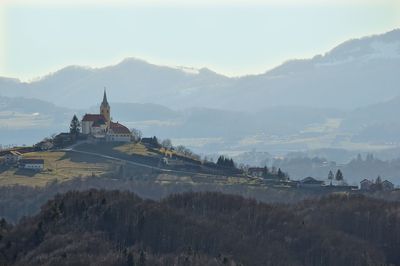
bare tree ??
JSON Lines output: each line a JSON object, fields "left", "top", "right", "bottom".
{"left": 130, "top": 128, "right": 142, "bottom": 143}
{"left": 161, "top": 139, "right": 173, "bottom": 150}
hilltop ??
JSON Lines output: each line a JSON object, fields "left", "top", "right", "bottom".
{"left": 0, "top": 141, "right": 256, "bottom": 188}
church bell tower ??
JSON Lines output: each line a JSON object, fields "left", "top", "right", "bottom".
{"left": 100, "top": 88, "right": 111, "bottom": 127}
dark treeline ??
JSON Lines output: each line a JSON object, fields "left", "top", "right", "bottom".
{"left": 1, "top": 191, "right": 400, "bottom": 265}
{"left": 216, "top": 156, "right": 235, "bottom": 169}
{"left": 0, "top": 176, "right": 320, "bottom": 224}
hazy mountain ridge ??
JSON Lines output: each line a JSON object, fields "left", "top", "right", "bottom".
{"left": 340, "top": 95, "right": 400, "bottom": 142}
{"left": 0, "top": 57, "right": 232, "bottom": 109}
{"left": 1, "top": 29, "right": 400, "bottom": 167}
{"left": 239, "top": 29, "right": 400, "bottom": 109}
{"left": 1, "top": 29, "right": 399, "bottom": 110}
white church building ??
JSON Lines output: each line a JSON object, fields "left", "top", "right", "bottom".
{"left": 81, "top": 90, "right": 132, "bottom": 142}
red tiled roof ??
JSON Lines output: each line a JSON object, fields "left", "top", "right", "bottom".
{"left": 109, "top": 122, "right": 130, "bottom": 134}
{"left": 82, "top": 114, "right": 106, "bottom": 122}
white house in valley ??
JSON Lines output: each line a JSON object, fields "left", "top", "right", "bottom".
{"left": 81, "top": 90, "right": 132, "bottom": 142}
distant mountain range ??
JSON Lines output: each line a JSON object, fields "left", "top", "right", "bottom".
{"left": 1, "top": 29, "right": 399, "bottom": 110}
{"left": 1, "top": 29, "right": 400, "bottom": 166}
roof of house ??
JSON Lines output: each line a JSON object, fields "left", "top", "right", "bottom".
{"left": 382, "top": 180, "right": 394, "bottom": 185}
{"left": 109, "top": 122, "right": 130, "bottom": 134}
{"left": 248, "top": 167, "right": 265, "bottom": 171}
{"left": 301, "top": 176, "right": 324, "bottom": 184}
{"left": 82, "top": 114, "right": 106, "bottom": 122}
{"left": 3, "top": 150, "right": 22, "bottom": 156}
{"left": 141, "top": 137, "right": 159, "bottom": 145}
{"left": 142, "top": 137, "right": 157, "bottom": 141}
{"left": 19, "top": 159, "right": 44, "bottom": 164}
{"left": 360, "top": 179, "right": 373, "bottom": 184}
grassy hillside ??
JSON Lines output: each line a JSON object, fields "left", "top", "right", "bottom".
{"left": 113, "top": 142, "right": 158, "bottom": 156}
{"left": 0, "top": 142, "right": 168, "bottom": 187}
{"left": 0, "top": 151, "right": 112, "bottom": 187}
{"left": 75, "top": 142, "right": 240, "bottom": 177}
{"left": 0, "top": 142, "right": 250, "bottom": 187}
{"left": 77, "top": 142, "right": 201, "bottom": 164}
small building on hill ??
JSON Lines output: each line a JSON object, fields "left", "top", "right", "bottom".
{"left": 141, "top": 137, "right": 160, "bottom": 148}
{"left": 299, "top": 177, "right": 324, "bottom": 188}
{"left": 360, "top": 179, "right": 373, "bottom": 190}
{"left": 382, "top": 180, "right": 394, "bottom": 191}
{"left": 81, "top": 90, "right": 131, "bottom": 142}
{"left": 248, "top": 167, "right": 265, "bottom": 177}
{"left": 1, "top": 150, "right": 22, "bottom": 164}
{"left": 360, "top": 178, "right": 394, "bottom": 191}
{"left": 19, "top": 159, "right": 44, "bottom": 171}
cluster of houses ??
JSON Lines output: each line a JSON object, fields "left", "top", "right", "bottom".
{"left": 0, "top": 150, "right": 44, "bottom": 171}
{"left": 360, "top": 178, "right": 394, "bottom": 191}
{"left": 246, "top": 167, "right": 395, "bottom": 191}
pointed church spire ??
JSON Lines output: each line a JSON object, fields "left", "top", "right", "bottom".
{"left": 102, "top": 87, "right": 108, "bottom": 105}
{"left": 100, "top": 87, "right": 111, "bottom": 125}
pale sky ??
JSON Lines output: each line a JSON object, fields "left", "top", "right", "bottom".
{"left": 0, "top": 0, "right": 399, "bottom": 80}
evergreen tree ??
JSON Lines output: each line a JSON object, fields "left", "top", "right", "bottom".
{"left": 127, "top": 252, "right": 134, "bottom": 266}
{"left": 374, "top": 176, "right": 383, "bottom": 191}
{"left": 217, "top": 155, "right": 224, "bottom": 166}
{"left": 277, "top": 168, "right": 285, "bottom": 180}
{"left": 335, "top": 169, "right": 344, "bottom": 181}
{"left": 328, "top": 170, "right": 334, "bottom": 185}
{"left": 139, "top": 250, "right": 146, "bottom": 266}
{"left": 216, "top": 156, "right": 236, "bottom": 169}
{"left": 262, "top": 166, "right": 269, "bottom": 178}
{"left": 69, "top": 115, "right": 80, "bottom": 140}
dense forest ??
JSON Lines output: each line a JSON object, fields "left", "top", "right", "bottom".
{"left": 1, "top": 190, "right": 400, "bottom": 266}
{"left": 0, "top": 176, "right": 320, "bottom": 224}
